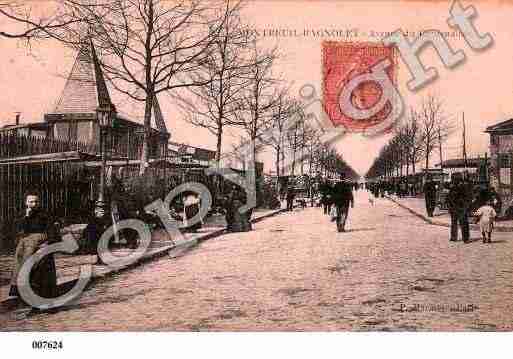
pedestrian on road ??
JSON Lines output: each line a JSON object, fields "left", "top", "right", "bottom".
{"left": 8, "top": 191, "right": 60, "bottom": 302}
{"left": 447, "top": 173, "right": 471, "bottom": 242}
{"left": 286, "top": 185, "right": 296, "bottom": 212}
{"left": 224, "top": 186, "right": 252, "bottom": 232}
{"left": 488, "top": 186, "right": 502, "bottom": 216}
{"left": 423, "top": 175, "right": 437, "bottom": 217}
{"left": 475, "top": 199, "right": 497, "bottom": 243}
{"left": 319, "top": 179, "right": 332, "bottom": 215}
{"left": 331, "top": 174, "right": 355, "bottom": 232}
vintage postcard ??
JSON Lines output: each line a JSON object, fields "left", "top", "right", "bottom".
{"left": 0, "top": 0, "right": 512, "bottom": 355}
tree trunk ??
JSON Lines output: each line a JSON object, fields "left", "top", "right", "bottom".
{"left": 216, "top": 126, "right": 223, "bottom": 165}
{"left": 139, "top": 94, "right": 153, "bottom": 175}
{"left": 140, "top": 2, "right": 154, "bottom": 176}
{"left": 275, "top": 146, "right": 280, "bottom": 178}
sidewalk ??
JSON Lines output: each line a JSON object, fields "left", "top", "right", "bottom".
{"left": 386, "top": 194, "right": 513, "bottom": 232}
{"left": 0, "top": 208, "right": 284, "bottom": 309}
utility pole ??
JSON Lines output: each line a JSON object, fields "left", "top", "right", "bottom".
{"left": 438, "top": 125, "right": 443, "bottom": 170}
{"left": 462, "top": 112, "right": 468, "bottom": 169}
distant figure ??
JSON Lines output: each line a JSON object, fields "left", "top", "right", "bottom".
{"left": 475, "top": 199, "right": 497, "bottom": 243}
{"left": 319, "top": 180, "right": 332, "bottom": 215}
{"left": 286, "top": 185, "right": 296, "bottom": 211}
{"left": 225, "top": 187, "right": 252, "bottom": 232}
{"left": 331, "top": 175, "right": 355, "bottom": 232}
{"left": 83, "top": 206, "right": 110, "bottom": 254}
{"left": 423, "top": 176, "right": 437, "bottom": 217}
{"left": 488, "top": 186, "right": 502, "bottom": 216}
{"left": 447, "top": 173, "right": 471, "bottom": 243}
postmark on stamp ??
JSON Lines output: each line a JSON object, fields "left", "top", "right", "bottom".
{"left": 322, "top": 41, "right": 398, "bottom": 135}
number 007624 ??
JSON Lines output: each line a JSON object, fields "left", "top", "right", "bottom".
{"left": 32, "top": 341, "right": 63, "bottom": 350}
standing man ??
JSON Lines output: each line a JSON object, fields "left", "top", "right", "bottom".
{"left": 447, "top": 173, "right": 471, "bottom": 243}
{"left": 319, "top": 179, "right": 331, "bottom": 215}
{"left": 332, "top": 174, "right": 355, "bottom": 232}
{"left": 488, "top": 186, "right": 502, "bottom": 216}
{"left": 9, "top": 191, "right": 60, "bottom": 302}
{"left": 286, "top": 185, "right": 296, "bottom": 211}
{"left": 423, "top": 175, "right": 438, "bottom": 217}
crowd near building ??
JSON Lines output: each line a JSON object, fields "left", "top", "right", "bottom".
{"left": 0, "top": 43, "right": 267, "bottom": 251}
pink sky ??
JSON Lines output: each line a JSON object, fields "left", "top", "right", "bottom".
{"left": 0, "top": 0, "right": 511, "bottom": 176}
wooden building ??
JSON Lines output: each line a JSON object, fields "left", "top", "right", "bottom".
{"left": 486, "top": 119, "right": 513, "bottom": 214}
{"left": 0, "top": 42, "right": 169, "bottom": 236}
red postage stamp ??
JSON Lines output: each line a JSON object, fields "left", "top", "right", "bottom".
{"left": 322, "top": 41, "right": 398, "bottom": 134}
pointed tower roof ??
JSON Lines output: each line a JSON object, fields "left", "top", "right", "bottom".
{"left": 50, "top": 41, "right": 113, "bottom": 116}
{"left": 152, "top": 94, "right": 168, "bottom": 134}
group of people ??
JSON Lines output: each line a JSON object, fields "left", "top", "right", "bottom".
{"left": 425, "top": 172, "right": 501, "bottom": 243}
{"left": 367, "top": 172, "right": 503, "bottom": 244}
{"left": 367, "top": 180, "right": 419, "bottom": 199}
{"left": 6, "top": 183, "right": 257, "bottom": 308}
{"left": 223, "top": 186, "right": 252, "bottom": 232}
{"left": 319, "top": 175, "right": 355, "bottom": 232}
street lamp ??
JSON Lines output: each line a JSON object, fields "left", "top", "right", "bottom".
{"left": 96, "top": 103, "right": 115, "bottom": 213}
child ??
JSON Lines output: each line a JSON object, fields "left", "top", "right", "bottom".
{"left": 475, "top": 199, "right": 497, "bottom": 243}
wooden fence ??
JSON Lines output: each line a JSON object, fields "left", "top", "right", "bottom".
{"left": 0, "top": 161, "right": 94, "bottom": 250}
{"left": 0, "top": 132, "right": 99, "bottom": 159}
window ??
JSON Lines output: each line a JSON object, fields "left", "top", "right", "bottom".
{"left": 53, "top": 122, "right": 70, "bottom": 139}
{"left": 76, "top": 121, "right": 92, "bottom": 143}
{"left": 498, "top": 153, "right": 511, "bottom": 168}
{"left": 30, "top": 129, "right": 47, "bottom": 138}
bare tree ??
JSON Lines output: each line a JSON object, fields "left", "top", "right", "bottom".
{"left": 227, "top": 134, "right": 266, "bottom": 172}
{"left": 171, "top": 1, "right": 255, "bottom": 165}
{"left": 285, "top": 104, "right": 307, "bottom": 177}
{"left": 0, "top": 1, "right": 78, "bottom": 40}
{"left": 404, "top": 109, "right": 425, "bottom": 174}
{"left": 418, "top": 95, "right": 452, "bottom": 170}
{"left": 59, "top": 0, "right": 232, "bottom": 174}
{"left": 262, "top": 89, "right": 296, "bottom": 178}
{"left": 233, "top": 41, "right": 280, "bottom": 162}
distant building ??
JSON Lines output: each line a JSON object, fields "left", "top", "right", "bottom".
{"left": 1, "top": 43, "right": 168, "bottom": 163}
{"left": 435, "top": 158, "right": 480, "bottom": 180}
{"left": 168, "top": 142, "right": 216, "bottom": 167}
{"left": 0, "top": 41, "right": 170, "bottom": 229}
{"left": 486, "top": 119, "right": 513, "bottom": 213}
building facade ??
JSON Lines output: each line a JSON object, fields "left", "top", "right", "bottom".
{"left": 486, "top": 119, "right": 513, "bottom": 214}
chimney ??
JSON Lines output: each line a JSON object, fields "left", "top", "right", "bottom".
{"left": 15, "top": 112, "right": 20, "bottom": 125}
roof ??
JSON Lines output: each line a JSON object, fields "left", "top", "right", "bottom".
{"left": 0, "top": 151, "right": 97, "bottom": 165}
{"left": 485, "top": 119, "right": 513, "bottom": 134}
{"left": 436, "top": 158, "right": 483, "bottom": 168}
{"left": 47, "top": 42, "right": 168, "bottom": 136}
{"left": 0, "top": 122, "right": 48, "bottom": 132}
{"left": 52, "top": 42, "right": 112, "bottom": 115}
{"left": 168, "top": 142, "right": 216, "bottom": 161}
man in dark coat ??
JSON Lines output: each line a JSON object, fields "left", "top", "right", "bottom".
{"left": 286, "top": 185, "right": 296, "bottom": 212}
{"left": 83, "top": 206, "right": 111, "bottom": 255}
{"left": 319, "top": 180, "right": 332, "bottom": 215}
{"left": 488, "top": 186, "right": 502, "bottom": 216}
{"left": 331, "top": 175, "right": 355, "bottom": 232}
{"left": 423, "top": 175, "right": 438, "bottom": 217}
{"left": 447, "top": 173, "right": 471, "bottom": 242}
{"left": 225, "top": 187, "right": 251, "bottom": 232}
{"left": 9, "top": 191, "right": 60, "bottom": 302}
